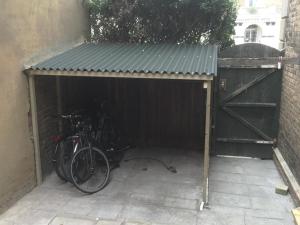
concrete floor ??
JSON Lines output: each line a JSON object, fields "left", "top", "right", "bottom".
{"left": 0, "top": 147, "right": 296, "bottom": 225}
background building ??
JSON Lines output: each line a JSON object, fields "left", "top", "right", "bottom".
{"left": 234, "top": 0, "right": 283, "bottom": 49}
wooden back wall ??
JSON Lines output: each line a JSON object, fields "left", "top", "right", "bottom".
{"left": 61, "top": 77, "right": 206, "bottom": 150}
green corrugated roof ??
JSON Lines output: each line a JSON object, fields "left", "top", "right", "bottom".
{"left": 31, "top": 43, "right": 218, "bottom": 76}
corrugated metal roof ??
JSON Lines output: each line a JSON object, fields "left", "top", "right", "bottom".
{"left": 31, "top": 43, "right": 218, "bottom": 76}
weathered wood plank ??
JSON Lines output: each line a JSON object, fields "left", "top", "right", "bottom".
{"left": 203, "top": 80, "right": 212, "bottom": 205}
{"left": 225, "top": 102, "right": 277, "bottom": 108}
{"left": 273, "top": 148, "right": 300, "bottom": 206}
{"left": 29, "top": 75, "right": 42, "bottom": 185}
{"left": 26, "top": 70, "right": 213, "bottom": 81}
{"left": 217, "top": 138, "right": 273, "bottom": 144}
{"left": 222, "top": 106, "right": 273, "bottom": 141}
{"left": 60, "top": 77, "right": 206, "bottom": 149}
{"left": 292, "top": 208, "right": 300, "bottom": 225}
{"left": 218, "top": 57, "right": 300, "bottom": 68}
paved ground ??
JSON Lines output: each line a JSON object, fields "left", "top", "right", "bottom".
{"left": 0, "top": 147, "right": 296, "bottom": 225}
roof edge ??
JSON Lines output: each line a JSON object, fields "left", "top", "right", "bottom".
{"left": 23, "top": 41, "right": 86, "bottom": 71}
{"left": 26, "top": 69, "right": 214, "bottom": 81}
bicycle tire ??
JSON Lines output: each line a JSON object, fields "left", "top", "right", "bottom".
{"left": 53, "top": 142, "right": 68, "bottom": 181}
{"left": 57, "top": 138, "right": 76, "bottom": 182}
{"left": 70, "top": 146, "right": 110, "bottom": 194}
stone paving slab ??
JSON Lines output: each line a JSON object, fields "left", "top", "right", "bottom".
{"left": 96, "top": 220, "right": 123, "bottom": 225}
{"left": 0, "top": 149, "right": 296, "bottom": 225}
{"left": 129, "top": 192, "right": 198, "bottom": 210}
{"left": 49, "top": 216, "right": 96, "bottom": 225}
{"left": 119, "top": 200, "right": 198, "bottom": 225}
{"left": 96, "top": 220, "right": 169, "bottom": 225}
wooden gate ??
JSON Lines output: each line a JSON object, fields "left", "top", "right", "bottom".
{"left": 214, "top": 44, "right": 283, "bottom": 159}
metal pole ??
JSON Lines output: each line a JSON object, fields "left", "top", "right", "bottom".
{"left": 28, "top": 75, "right": 42, "bottom": 185}
{"left": 203, "top": 80, "right": 212, "bottom": 205}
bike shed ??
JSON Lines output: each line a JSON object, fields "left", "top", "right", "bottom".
{"left": 24, "top": 43, "right": 217, "bottom": 205}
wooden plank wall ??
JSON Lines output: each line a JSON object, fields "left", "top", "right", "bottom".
{"left": 61, "top": 77, "right": 206, "bottom": 150}
{"left": 35, "top": 76, "right": 59, "bottom": 177}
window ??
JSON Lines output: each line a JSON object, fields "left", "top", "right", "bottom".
{"left": 244, "top": 25, "right": 259, "bottom": 43}
{"left": 266, "top": 22, "right": 276, "bottom": 26}
{"left": 247, "top": 0, "right": 257, "bottom": 7}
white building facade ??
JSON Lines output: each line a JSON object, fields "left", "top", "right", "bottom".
{"left": 234, "top": 0, "right": 282, "bottom": 49}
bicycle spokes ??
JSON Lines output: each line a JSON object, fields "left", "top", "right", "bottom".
{"left": 71, "top": 147, "right": 110, "bottom": 193}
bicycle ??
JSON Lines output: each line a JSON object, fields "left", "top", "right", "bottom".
{"left": 51, "top": 113, "right": 82, "bottom": 181}
{"left": 94, "top": 101, "right": 131, "bottom": 154}
{"left": 69, "top": 117, "right": 110, "bottom": 193}
{"left": 51, "top": 103, "right": 131, "bottom": 193}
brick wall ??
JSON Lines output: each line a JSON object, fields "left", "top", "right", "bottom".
{"left": 277, "top": 0, "right": 300, "bottom": 183}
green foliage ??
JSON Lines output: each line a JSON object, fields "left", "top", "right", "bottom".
{"left": 88, "top": 0, "right": 237, "bottom": 48}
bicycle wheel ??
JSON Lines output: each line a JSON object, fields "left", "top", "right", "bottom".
{"left": 56, "top": 138, "right": 76, "bottom": 182}
{"left": 70, "top": 146, "right": 110, "bottom": 194}
{"left": 53, "top": 142, "right": 68, "bottom": 181}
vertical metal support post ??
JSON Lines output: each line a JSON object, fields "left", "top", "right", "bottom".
{"left": 56, "top": 76, "right": 63, "bottom": 133}
{"left": 29, "top": 75, "right": 42, "bottom": 185}
{"left": 203, "top": 80, "right": 212, "bottom": 206}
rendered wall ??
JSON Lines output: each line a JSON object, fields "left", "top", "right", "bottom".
{"left": 0, "top": 0, "right": 89, "bottom": 212}
{"left": 277, "top": 0, "right": 300, "bottom": 183}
